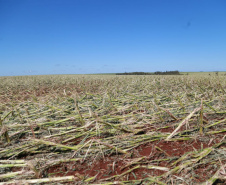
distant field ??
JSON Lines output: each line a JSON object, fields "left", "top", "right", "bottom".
{"left": 0, "top": 74, "right": 225, "bottom": 184}
{"left": 180, "top": 71, "right": 226, "bottom": 76}
{"left": 92, "top": 71, "right": 226, "bottom": 76}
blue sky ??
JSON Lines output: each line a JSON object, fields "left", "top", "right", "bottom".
{"left": 0, "top": 0, "right": 226, "bottom": 76}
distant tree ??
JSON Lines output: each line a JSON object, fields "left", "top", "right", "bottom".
{"left": 116, "top": 70, "right": 181, "bottom": 75}
{"left": 154, "top": 70, "right": 180, "bottom": 75}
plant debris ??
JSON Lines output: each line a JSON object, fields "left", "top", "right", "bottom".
{"left": 0, "top": 75, "right": 225, "bottom": 184}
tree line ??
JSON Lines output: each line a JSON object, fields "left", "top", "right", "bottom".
{"left": 116, "top": 71, "right": 180, "bottom": 75}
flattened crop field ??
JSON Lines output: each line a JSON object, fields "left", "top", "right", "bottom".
{"left": 0, "top": 74, "right": 225, "bottom": 184}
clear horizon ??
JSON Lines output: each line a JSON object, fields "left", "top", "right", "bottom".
{"left": 1, "top": 0, "right": 226, "bottom": 76}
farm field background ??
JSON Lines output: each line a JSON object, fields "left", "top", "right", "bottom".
{"left": 0, "top": 73, "right": 225, "bottom": 184}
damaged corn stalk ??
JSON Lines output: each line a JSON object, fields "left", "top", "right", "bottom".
{"left": 0, "top": 74, "right": 225, "bottom": 184}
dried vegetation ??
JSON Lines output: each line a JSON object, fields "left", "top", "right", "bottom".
{"left": 0, "top": 74, "right": 225, "bottom": 184}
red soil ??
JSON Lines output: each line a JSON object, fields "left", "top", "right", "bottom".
{"left": 47, "top": 132, "right": 225, "bottom": 183}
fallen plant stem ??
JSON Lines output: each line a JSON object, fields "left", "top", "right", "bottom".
{"left": 155, "top": 146, "right": 171, "bottom": 157}
{"left": 95, "top": 139, "right": 128, "bottom": 155}
{"left": 0, "top": 176, "right": 75, "bottom": 185}
{"left": 201, "top": 164, "right": 226, "bottom": 185}
{"left": 166, "top": 107, "right": 201, "bottom": 140}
